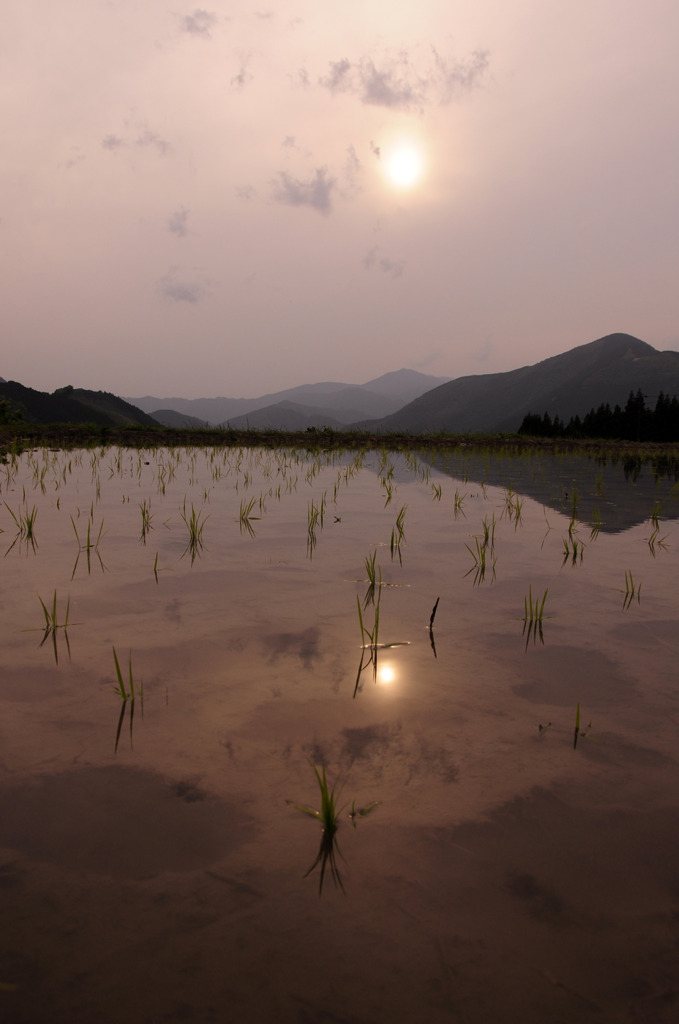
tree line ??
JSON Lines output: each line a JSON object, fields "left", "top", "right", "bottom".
{"left": 518, "top": 389, "right": 679, "bottom": 442}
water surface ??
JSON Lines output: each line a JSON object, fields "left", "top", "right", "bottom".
{"left": 1, "top": 445, "right": 678, "bottom": 1023}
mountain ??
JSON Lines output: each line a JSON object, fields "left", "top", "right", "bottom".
{"left": 226, "top": 401, "right": 346, "bottom": 431}
{"left": 357, "top": 334, "right": 679, "bottom": 434}
{"left": 150, "top": 409, "right": 209, "bottom": 429}
{"left": 0, "top": 382, "right": 159, "bottom": 428}
{"left": 127, "top": 369, "right": 450, "bottom": 428}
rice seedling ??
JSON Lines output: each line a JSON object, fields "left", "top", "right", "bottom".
{"left": 70, "top": 513, "right": 105, "bottom": 577}
{"left": 355, "top": 585, "right": 381, "bottom": 693}
{"left": 522, "top": 586, "right": 548, "bottom": 647}
{"left": 360, "top": 548, "right": 382, "bottom": 608}
{"left": 348, "top": 799, "right": 381, "bottom": 828}
{"left": 180, "top": 502, "right": 208, "bottom": 562}
{"left": 431, "top": 482, "right": 442, "bottom": 501}
{"left": 538, "top": 721, "right": 552, "bottom": 736}
{"left": 389, "top": 505, "right": 407, "bottom": 564}
{"left": 36, "top": 590, "right": 72, "bottom": 664}
{"left": 572, "top": 703, "right": 593, "bottom": 749}
{"left": 307, "top": 500, "right": 321, "bottom": 557}
{"left": 619, "top": 570, "right": 641, "bottom": 610}
{"left": 354, "top": 583, "right": 408, "bottom": 696}
{"left": 464, "top": 536, "right": 497, "bottom": 586}
{"left": 3, "top": 501, "right": 38, "bottom": 554}
{"left": 647, "top": 529, "right": 669, "bottom": 556}
{"left": 481, "top": 513, "right": 496, "bottom": 549}
{"left": 139, "top": 498, "right": 153, "bottom": 544}
{"left": 646, "top": 501, "right": 669, "bottom": 554}
{"left": 238, "top": 495, "right": 259, "bottom": 538}
{"left": 453, "top": 489, "right": 467, "bottom": 519}
{"left": 112, "top": 647, "right": 142, "bottom": 753}
{"left": 151, "top": 551, "right": 171, "bottom": 583}
{"left": 357, "top": 592, "right": 380, "bottom": 652}
{"left": 501, "top": 487, "right": 524, "bottom": 527}
{"left": 288, "top": 762, "right": 345, "bottom": 894}
{"left": 589, "top": 506, "right": 602, "bottom": 541}
{"left": 502, "top": 486, "right": 515, "bottom": 515}
{"left": 288, "top": 763, "right": 380, "bottom": 894}
{"left": 562, "top": 535, "right": 584, "bottom": 566}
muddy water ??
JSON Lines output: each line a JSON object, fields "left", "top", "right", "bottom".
{"left": 1, "top": 446, "right": 678, "bottom": 1023}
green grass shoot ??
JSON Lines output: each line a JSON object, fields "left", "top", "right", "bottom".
{"left": 288, "top": 762, "right": 380, "bottom": 894}
{"left": 3, "top": 501, "right": 38, "bottom": 554}
{"left": 181, "top": 502, "right": 208, "bottom": 561}
{"left": 70, "top": 512, "right": 105, "bottom": 576}
{"left": 112, "top": 646, "right": 142, "bottom": 753}
{"left": 562, "top": 535, "right": 584, "bottom": 566}
{"left": 238, "top": 496, "right": 259, "bottom": 537}
{"left": 139, "top": 499, "right": 153, "bottom": 543}
{"left": 36, "top": 590, "right": 72, "bottom": 663}
{"left": 522, "top": 585, "right": 548, "bottom": 647}
{"left": 619, "top": 570, "right": 641, "bottom": 609}
{"left": 573, "top": 703, "right": 592, "bottom": 749}
{"left": 464, "top": 535, "right": 497, "bottom": 586}
{"left": 389, "top": 505, "right": 407, "bottom": 564}
{"left": 289, "top": 762, "right": 346, "bottom": 894}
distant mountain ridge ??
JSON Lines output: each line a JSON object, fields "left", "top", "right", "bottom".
{"left": 4, "top": 334, "right": 678, "bottom": 436}
{"left": 0, "top": 381, "right": 159, "bottom": 428}
{"left": 127, "top": 369, "right": 451, "bottom": 428}
{"left": 358, "top": 334, "right": 679, "bottom": 434}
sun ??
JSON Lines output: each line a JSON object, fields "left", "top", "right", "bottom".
{"left": 382, "top": 142, "right": 425, "bottom": 190}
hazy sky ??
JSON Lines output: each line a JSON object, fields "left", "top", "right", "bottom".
{"left": 3, "top": 1, "right": 679, "bottom": 398}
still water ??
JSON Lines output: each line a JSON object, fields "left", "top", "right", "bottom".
{"left": 1, "top": 444, "right": 678, "bottom": 1023}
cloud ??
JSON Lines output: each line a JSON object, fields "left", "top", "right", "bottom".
{"left": 320, "top": 53, "right": 422, "bottom": 110}
{"left": 231, "top": 59, "right": 253, "bottom": 89}
{"left": 342, "top": 145, "right": 362, "bottom": 196}
{"left": 321, "top": 58, "right": 352, "bottom": 93}
{"left": 320, "top": 46, "right": 489, "bottom": 110}
{"left": 272, "top": 168, "right": 335, "bottom": 214}
{"left": 181, "top": 10, "right": 218, "bottom": 38}
{"left": 136, "top": 128, "right": 171, "bottom": 156}
{"left": 359, "top": 57, "right": 422, "bottom": 109}
{"left": 168, "top": 208, "right": 189, "bottom": 238}
{"left": 61, "top": 148, "right": 85, "bottom": 170}
{"left": 363, "top": 246, "right": 405, "bottom": 279}
{"left": 431, "top": 48, "right": 490, "bottom": 102}
{"left": 158, "top": 269, "right": 209, "bottom": 303}
{"left": 102, "top": 122, "right": 171, "bottom": 157}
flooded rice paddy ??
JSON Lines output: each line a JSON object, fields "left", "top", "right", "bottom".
{"left": 1, "top": 443, "right": 679, "bottom": 1024}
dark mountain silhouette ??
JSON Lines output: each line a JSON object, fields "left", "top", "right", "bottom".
{"left": 356, "top": 334, "right": 679, "bottom": 434}
{"left": 0, "top": 382, "right": 159, "bottom": 427}
{"left": 127, "top": 369, "right": 450, "bottom": 428}
{"left": 150, "top": 409, "right": 208, "bottom": 429}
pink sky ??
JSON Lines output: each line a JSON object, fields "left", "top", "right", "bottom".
{"left": 2, "top": 1, "right": 678, "bottom": 398}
